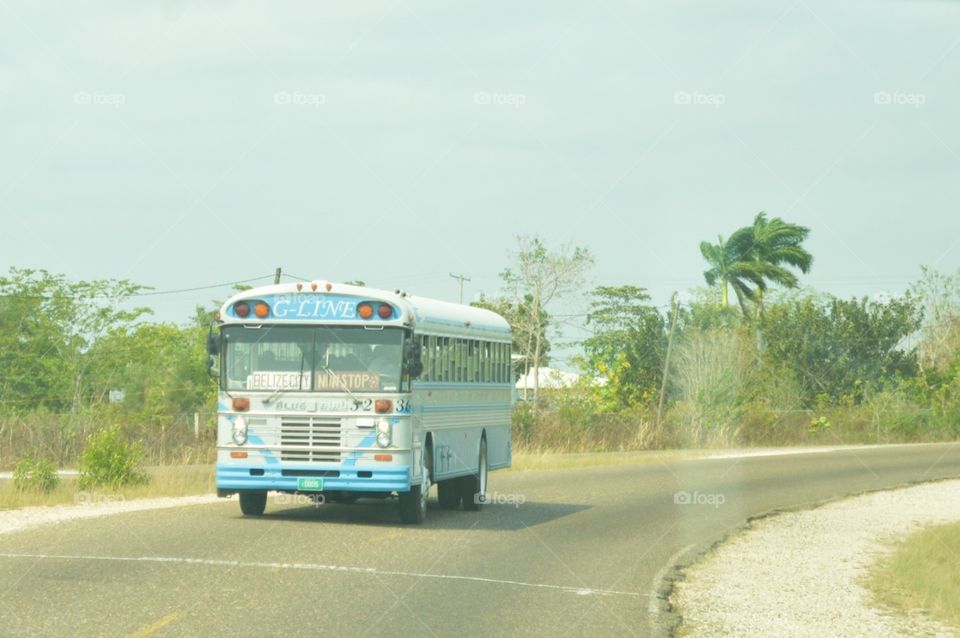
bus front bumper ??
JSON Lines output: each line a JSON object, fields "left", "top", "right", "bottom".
{"left": 216, "top": 463, "right": 412, "bottom": 494}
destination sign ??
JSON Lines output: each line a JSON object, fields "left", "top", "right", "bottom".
{"left": 246, "top": 371, "right": 312, "bottom": 390}
{"left": 316, "top": 371, "right": 380, "bottom": 391}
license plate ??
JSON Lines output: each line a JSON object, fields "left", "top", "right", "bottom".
{"left": 297, "top": 477, "right": 324, "bottom": 491}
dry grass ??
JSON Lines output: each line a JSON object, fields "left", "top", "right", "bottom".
{"left": 870, "top": 521, "right": 960, "bottom": 630}
{"left": 0, "top": 465, "right": 215, "bottom": 511}
{"left": 509, "top": 447, "right": 718, "bottom": 471}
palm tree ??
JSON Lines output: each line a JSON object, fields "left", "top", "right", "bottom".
{"left": 742, "top": 212, "right": 813, "bottom": 316}
{"left": 699, "top": 232, "right": 766, "bottom": 317}
{"left": 700, "top": 213, "right": 813, "bottom": 319}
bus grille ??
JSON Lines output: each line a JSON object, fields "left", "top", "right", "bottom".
{"left": 280, "top": 417, "right": 342, "bottom": 463}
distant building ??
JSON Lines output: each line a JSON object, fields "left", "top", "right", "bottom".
{"left": 515, "top": 367, "right": 581, "bottom": 393}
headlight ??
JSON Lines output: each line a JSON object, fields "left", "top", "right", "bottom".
{"left": 232, "top": 416, "right": 248, "bottom": 445}
{"left": 375, "top": 420, "right": 391, "bottom": 448}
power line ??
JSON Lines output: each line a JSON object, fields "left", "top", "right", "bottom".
{"left": 132, "top": 275, "right": 275, "bottom": 297}
{"left": 0, "top": 275, "right": 275, "bottom": 300}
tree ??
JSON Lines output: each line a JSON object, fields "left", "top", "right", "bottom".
{"left": 761, "top": 293, "right": 922, "bottom": 405}
{"left": 742, "top": 212, "right": 813, "bottom": 316}
{"left": 582, "top": 285, "right": 666, "bottom": 410}
{"left": 0, "top": 268, "right": 150, "bottom": 414}
{"left": 912, "top": 266, "right": 960, "bottom": 373}
{"left": 699, "top": 233, "right": 765, "bottom": 317}
{"left": 500, "top": 236, "right": 593, "bottom": 410}
{"left": 472, "top": 294, "right": 550, "bottom": 381}
{"left": 700, "top": 213, "right": 813, "bottom": 319}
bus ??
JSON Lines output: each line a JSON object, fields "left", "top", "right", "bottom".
{"left": 208, "top": 280, "right": 513, "bottom": 524}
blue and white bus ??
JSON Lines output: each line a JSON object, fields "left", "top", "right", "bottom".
{"left": 208, "top": 280, "right": 513, "bottom": 523}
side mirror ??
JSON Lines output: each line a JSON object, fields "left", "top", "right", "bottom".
{"left": 206, "top": 329, "right": 221, "bottom": 355}
{"left": 403, "top": 341, "right": 423, "bottom": 379}
{"left": 206, "top": 326, "right": 221, "bottom": 377}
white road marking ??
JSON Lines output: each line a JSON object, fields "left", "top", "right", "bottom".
{"left": 0, "top": 552, "right": 647, "bottom": 598}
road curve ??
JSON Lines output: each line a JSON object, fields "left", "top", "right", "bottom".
{"left": 1, "top": 443, "right": 958, "bottom": 638}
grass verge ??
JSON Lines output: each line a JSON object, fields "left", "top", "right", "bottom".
{"left": 870, "top": 521, "right": 960, "bottom": 629}
{"left": 509, "top": 447, "right": 728, "bottom": 471}
{"left": 0, "top": 465, "right": 215, "bottom": 511}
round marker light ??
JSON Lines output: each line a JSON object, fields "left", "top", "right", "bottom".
{"left": 357, "top": 302, "right": 374, "bottom": 319}
{"left": 375, "top": 419, "right": 391, "bottom": 448}
{"left": 234, "top": 302, "right": 250, "bottom": 318}
{"left": 254, "top": 302, "right": 270, "bottom": 318}
{"left": 374, "top": 399, "right": 392, "bottom": 414}
{"left": 377, "top": 304, "right": 393, "bottom": 319}
{"left": 232, "top": 416, "right": 248, "bottom": 445}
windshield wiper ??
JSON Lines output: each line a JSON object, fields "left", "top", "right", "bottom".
{"left": 321, "top": 365, "right": 360, "bottom": 403}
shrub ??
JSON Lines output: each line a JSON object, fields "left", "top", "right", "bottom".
{"left": 78, "top": 426, "right": 149, "bottom": 489}
{"left": 12, "top": 456, "right": 60, "bottom": 493}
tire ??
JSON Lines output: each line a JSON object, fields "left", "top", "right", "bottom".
{"left": 398, "top": 484, "right": 426, "bottom": 524}
{"left": 437, "top": 479, "right": 461, "bottom": 510}
{"left": 461, "top": 437, "right": 488, "bottom": 512}
{"left": 239, "top": 492, "right": 267, "bottom": 516}
{"left": 399, "top": 445, "right": 431, "bottom": 524}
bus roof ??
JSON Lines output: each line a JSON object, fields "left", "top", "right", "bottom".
{"left": 218, "top": 281, "right": 511, "bottom": 340}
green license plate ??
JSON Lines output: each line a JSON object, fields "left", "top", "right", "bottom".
{"left": 297, "top": 477, "right": 324, "bottom": 491}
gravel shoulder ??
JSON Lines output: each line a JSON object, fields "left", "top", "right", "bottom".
{"left": 0, "top": 494, "right": 219, "bottom": 537}
{"left": 672, "top": 479, "right": 960, "bottom": 638}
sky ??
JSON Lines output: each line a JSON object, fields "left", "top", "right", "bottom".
{"left": 2, "top": 1, "right": 959, "bottom": 365}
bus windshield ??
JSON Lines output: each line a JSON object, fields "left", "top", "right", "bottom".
{"left": 222, "top": 325, "right": 404, "bottom": 393}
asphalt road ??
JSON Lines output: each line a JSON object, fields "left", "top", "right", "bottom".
{"left": 2, "top": 443, "right": 959, "bottom": 638}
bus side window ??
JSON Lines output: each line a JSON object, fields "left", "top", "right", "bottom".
{"left": 473, "top": 340, "right": 481, "bottom": 383}
{"left": 439, "top": 337, "right": 449, "bottom": 382}
{"left": 494, "top": 343, "right": 506, "bottom": 383}
{"left": 483, "top": 341, "right": 492, "bottom": 383}
{"left": 454, "top": 339, "right": 463, "bottom": 383}
{"left": 418, "top": 335, "right": 430, "bottom": 382}
{"left": 501, "top": 343, "right": 508, "bottom": 383}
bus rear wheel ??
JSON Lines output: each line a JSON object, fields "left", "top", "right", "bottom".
{"left": 461, "top": 438, "right": 488, "bottom": 511}
{"left": 239, "top": 492, "right": 267, "bottom": 516}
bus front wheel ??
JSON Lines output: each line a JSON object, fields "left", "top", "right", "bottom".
{"left": 239, "top": 492, "right": 267, "bottom": 516}
{"left": 399, "top": 453, "right": 430, "bottom": 524}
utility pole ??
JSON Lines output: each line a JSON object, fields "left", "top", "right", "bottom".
{"left": 274, "top": 267, "right": 282, "bottom": 285}
{"left": 656, "top": 292, "right": 680, "bottom": 431}
{"left": 449, "top": 272, "right": 471, "bottom": 304}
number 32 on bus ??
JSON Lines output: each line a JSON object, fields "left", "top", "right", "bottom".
{"left": 207, "top": 281, "right": 513, "bottom": 524}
